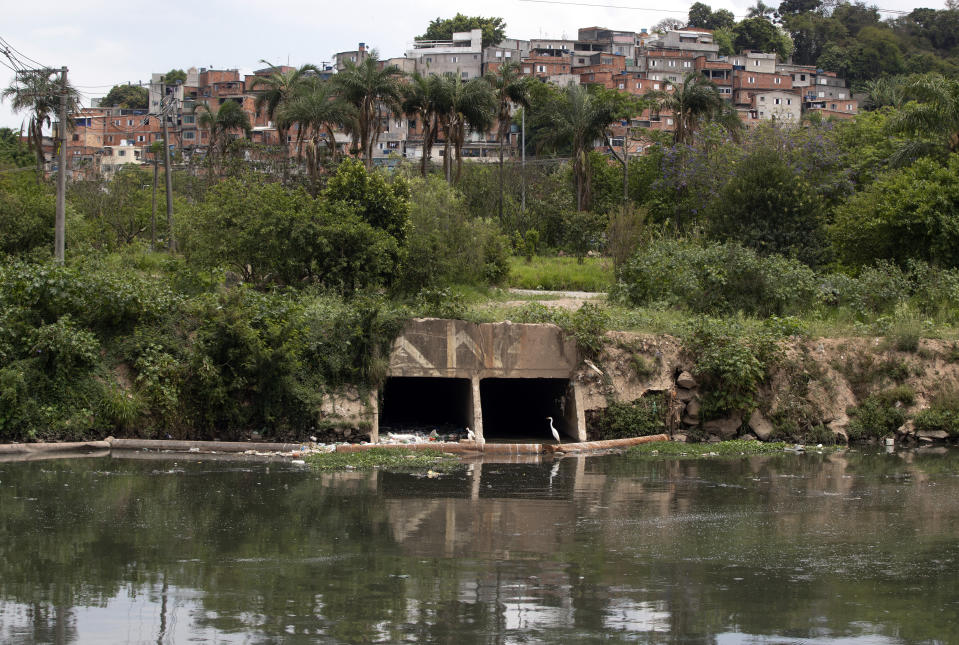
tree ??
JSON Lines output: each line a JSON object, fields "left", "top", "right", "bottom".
{"left": 322, "top": 158, "right": 411, "bottom": 243}
{"left": 162, "top": 69, "right": 187, "bottom": 84}
{"left": 709, "top": 145, "right": 828, "bottom": 267}
{"left": 486, "top": 62, "right": 530, "bottom": 219}
{"left": 530, "top": 83, "right": 617, "bottom": 211}
{"left": 655, "top": 73, "right": 734, "bottom": 146}
{"left": 653, "top": 18, "right": 685, "bottom": 33}
{"left": 279, "top": 78, "right": 352, "bottom": 189}
{"left": 250, "top": 61, "right": 319, "bottom": 159}
{"left": 401, "top": 72, "right": 445, "bottom": 177}
{"left": 734, "top": 17, "right": 794, "bottom": 59}
{"left": 435, "top": 74, "right": 495, "bottom": 183}
{"left": 196, "top": 100, "right": 252, "bottom": 176}
{"left": 101, "top": 84, "right": 148, "bottom": 109}
{"left": 831, "top": 156, "right": 959, "bottom": 268}
{"left": 0, "top": 127, "right": 33, "bottom": 168}
{"left": 688, "top": 3, "right": 735, "bottom": 30}
{"left": 2, "top": 69, "right": 80, "bottom": 180}
{"left": 332, "top": 52, "right": 402, "bottom": 169}
{"left": 747, "top": 0, "right": 777, "bottom": 20}
{"left": 887, "top": 73, "right": 959, "bottom": 164}
{"left": 417, "top": 14, "right": 506, "bottom": 48}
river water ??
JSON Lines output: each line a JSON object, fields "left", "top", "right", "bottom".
{"left": 0, "top": 448, "right": 957, "bottom": 644}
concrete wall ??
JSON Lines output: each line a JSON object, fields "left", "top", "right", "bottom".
{"left": 387, "top": 319, "right": 585, "bottom": 442}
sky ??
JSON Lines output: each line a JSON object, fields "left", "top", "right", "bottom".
{"left": 0, "top": 0, "right": 948, "bottom": 130}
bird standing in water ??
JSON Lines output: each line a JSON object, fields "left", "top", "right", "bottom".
{"left": 546, "top": 416, "right": 560, "bottom": 444}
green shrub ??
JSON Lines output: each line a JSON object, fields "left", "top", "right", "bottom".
{"left": 847, "top": 389, "right": 910, "bottom": 440}
{"left": 913, "top": 387, "right": 959, "bottom": 437}
{"left": 614, "top": 238, "right": 818, "bottom": 317}
{"left": 682, "top": 316, "right": 782, "bottom": 419}
{"left": 590, "top": 393, "right": 667, "bottom": 440}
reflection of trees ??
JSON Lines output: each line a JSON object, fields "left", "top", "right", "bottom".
{"left": 0, "top": 451, "right": 957, "bottom": 642}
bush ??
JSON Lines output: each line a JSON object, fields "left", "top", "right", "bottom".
{"left": 682, "top": 316, "right": 782, "bottom": 419}
{"left": 614, "top": 238, "right": 818, "bottom": 317}
{"left": 590, "top": 393, "right": 667, "bottom": 440}
{"left": 847, "top": 390, "right": 909, "bottom": 440}
{"left": 913, "top": 387, "right": 959, "bottom": 437}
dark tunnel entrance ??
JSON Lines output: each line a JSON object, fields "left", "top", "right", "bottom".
{"left": 380, "top": 377, "right": 472, "bottom": 434}
{"left": 480, "top": 378, "right": 572, "bottom": 442}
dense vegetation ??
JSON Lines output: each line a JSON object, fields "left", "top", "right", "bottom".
{"left": 4, "top": 5, "right": 959, "bottom": 443}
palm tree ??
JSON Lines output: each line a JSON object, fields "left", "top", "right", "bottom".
{"left": 435, "top": 73, "right": 495, "bottom": 183}
{"left": 887, "top": 73, "right": 959, "bottom": 164}
{"left": 279, "top": 78, "right": 353, "bottom": 189}
{"left": 332, "top": 52, "right": 403, "bottom": 169}
{"left": 531, "top": 83, "right": 616, "bottom": 211}
{"left": 486, "top": 62, "right": 531, "bottom": 220}
{"left": 2, "top": 69, "right": 80, "bottom": 181}
{"left": 655, "top": 73, "right": 730, "bottom": 146}
{"left": 196, "top": 100, "right": 252, "bottom": 176}
{"left": 401, "top": 72, "right": 444, "bottom": 177}
{"left": 249, "top": 61, "right": 319, "bottom": 157}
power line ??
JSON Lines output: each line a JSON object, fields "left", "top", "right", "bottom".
{"left": 0, "top": 36, "right": 49, "bottom": 71}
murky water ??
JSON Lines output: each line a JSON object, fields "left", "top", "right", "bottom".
{"left": 0, "top": 447, "right": 957, "bottom": 644}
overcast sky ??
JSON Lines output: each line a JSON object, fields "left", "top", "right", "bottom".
{"left": 0, "top": 0, "right": 948, "bottom": 130}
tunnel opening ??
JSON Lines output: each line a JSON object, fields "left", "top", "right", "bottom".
{"left": 480, "top": 378, "right": 573, "bottom": 442}
{"left": 380, "top": 377, "right": 472, "bottom": 435}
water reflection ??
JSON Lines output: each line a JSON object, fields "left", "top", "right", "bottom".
{"left": 0, "top": 449, "right": 957, "bottom": 643}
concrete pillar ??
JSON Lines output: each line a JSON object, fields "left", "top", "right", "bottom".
{"left": 369, "top": 390, "right": 379, "bottom": 444}
{"left": 470, "top": 375, "right": 485, "bottom": 443}
{"left": 563, "top": 381, "right": 587, "bottom": 442}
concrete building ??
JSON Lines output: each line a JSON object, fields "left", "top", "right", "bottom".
{"left": 407, "top": 29, "right": 484, "bottom": 79}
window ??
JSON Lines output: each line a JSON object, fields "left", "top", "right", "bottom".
{"left": 461, "top": 72, "right": 468, "bottom": 78}
{"left": 107, "top": 136, "right": 113, "bottom": 143}
{"left": 184, "top": 131, "right": 195, "bottom": 140}
{"left": 72, "top": 134, "right": 79, "bottom": 141}
{"left": 118, "top": 150, "right": 126, "bottom": 157}
{"left": 505, "top": 52, "right": 511, "bottom": 58}
{"left": 774, "top": 98, "right": 781, "bottom": 105}
{"left": 653, "top": 83, "right": 660, "bottom": 90}
{"left": 846, "top": 104, "right": 853, "bottom": 111}
{"left": 113, "top": 120, "right": 121, "bottom": 126}
{"left": 495, "top": 51, "right": 502, "bottom": 58}
{"left": 451, "top": 56, "right": 458, "bottom": 63}
{"left": 425, "top": 57, "right": 432, "bottom": 64}
{"left": 818, "top": 91, "right": 825, "bottom": 97}
{"left": 774, "top": 77, "right": 781, "bottom": 84}
{"left": 127, "top": 119, "right": 134, "bottom": 126}
{"left": 667, "top": 60, "right": 676, "bottom": 67}
{"left": 839, "top": 92, "right": 846, "bottom": 99}
{"left": 636, "top": 82, "right": 642, "bottom": 89}
{"left": 830, "top": 103, "right": 836, "bottom": 109}
{"left": 818, "top": 77, "right": 827, "bottom": 84}
{"left": 748, "top": 77, "right": 755, "bottom": 84}
{"left": 537, "top": 65, "right": 546, "bottom": 73}
{"left": 523, "top": 67, "right": 531, "bottom": 73}
{"left": 618, "top": 83, "right": 624, "bottom": 89}
{"left": 683, "top": 61, "right": 691, "bottom": 68}
{"left": 759, "top": 96, "right": 765, "bottom": 102}
{"left": 183, "top": 115, "right": 195, "bottom": 124}
{"left": 666, "top": 118, "right": 673, "bottom": 125}
{"left": 800, "top": 74, "right": 806, "bottom": 81}
{"left": 786, "top": 99, "right": 791, "bottom": 105}
{"left": 754, "top": 60, "right": 761, "bottom": 67}
{"left": 137, "top": 135, "right": 145, "bottom": 142}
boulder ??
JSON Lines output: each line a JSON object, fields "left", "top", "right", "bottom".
{"left": 672, "top": 433, "right": 688, "bottom": 443}
{"left": 748, "top": 409, "right": 774, "bottom": 441}
{"left": 917, "top": 429, "right": 950, "bottom": 441}
{"left": 676, "top": 371, "right": 698, "bottom": 389}
{"left": 828, "top": 416, "right": 849, "bottom": 443}
{"left": 681, "top": 414, "right": 699, "bottom": 427}
{"left": 896, "top": 419, "right": 916, "bottom": 437}
{"left": 675, "top": 387, "right": 696, "bottom": 402}
{"left": 685, "top": 398, "right": 701, "bottom": 418}
{"left": 704, "top": 415, "right": 742, "bottom": 438}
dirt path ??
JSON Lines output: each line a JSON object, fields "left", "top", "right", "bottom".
{"left": 503, "top": 288, "right": 607, "bottom": 310}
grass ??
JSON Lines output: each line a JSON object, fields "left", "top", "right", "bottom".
{"left": 627, "top": 439, "right": 796, "bottom": 458}
{"left": 305, "top": 447, "right": 464, "bottom": 472}
{"left": 508, "top": 256, "right": 613, "bottom": 292}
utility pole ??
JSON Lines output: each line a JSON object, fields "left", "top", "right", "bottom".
{"left": 521, "top": 109, "right": 526, "bottom": 213}
{"left": 161, "top": 81, "right": 176, "bottom": 252}
{"left": 622, "top": 118, "right": 629, "bottom": 207}
{"left": 151, "top": 146, "right": 158, "bottom": 252}
{"left": 55, "top": 66, "right": 68, "bottom": 263}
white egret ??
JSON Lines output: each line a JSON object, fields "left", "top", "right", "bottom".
{"left": 546, "top": 416, "right": 560, "bottom": 444}
{"left": 466, "top": 427, "right": 476, "bottom": 441}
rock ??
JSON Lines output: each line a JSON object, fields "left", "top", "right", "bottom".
{"left": 828, "top": 416, "right": 849, "bottom": 443}
{"left": 748, "top": 410, "right": 774, "bottom": 441}
{"left": 681, "top": 414, "right": 699, "bottom": 427}
{"left": 685, "top": 398, "right": 701, "bottom": 418}
{"left": 675, "top": 388, "right": 696, "bottom": 402}
{"left": 896, "top": 419, "right": 916, "bottom": 436}
{"left": 707, "top": 434, "right": 722, "bottom": 443}
{"left": 917, "top": 429, "right": 950, "bottom": 441}
{"left": 676, "top": 371, "right": 697, "bottom": 389}
{"left": 704, "top": 415, "right": 742, "bottom": 438}
{"left": 672, "top": 433, "right": 688, "bottom": 443}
